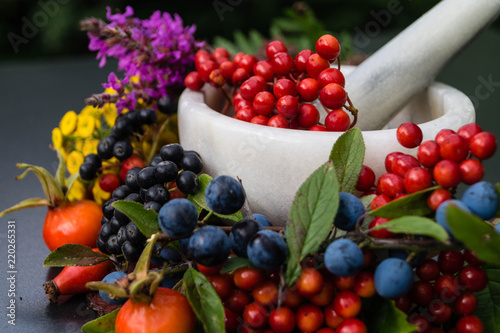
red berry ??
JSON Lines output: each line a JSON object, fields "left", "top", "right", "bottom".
{"left": 266, "top": 40, "right": 288, "bottom": 60}
{"left": 272, "top": 52, "right": 295, "bottom": 76}
{"left": 119, "top": 156, "right": 145, "bottom": 182}
{"left": 294, "top": 49, "right": 314, "bottom": 73}
{"left": 428, "top": 300, "right": 452, "bottom": 323}
{"left": 208, "top": 68, "right": 225, "bottom": 87}
{"left": 368, "top": 216, "right": 395, "bottom": 238}
{"left": 377, "top": 172, "right": 404, "bottom": 198}
{"left": 239, "top": 54, "right": 258, "bottom": 75}
{"left": 224, "top": 307, "right": 240, "bottom": 333}
{"left": 243, "top": 302, "right": 268, "bottom": 330}
{"left": 253, "top": 91, "right": 275, "bottom": 116}
{"left": 463, "top": 249, "right": 485, "bottom": 266}
{"left": 98, "top": 173, "right": 120, "bottom": 193}
{"left": 409, "top": 280, "right": 435, "bottom": 306}
{"left": 273, "top": 78, "right": 297, "bottom": 99}
{"left": 457, "top": 123, "right": 482, "bottom": 142}
{"left": 252, "top": 281, "right": 279, "bottom": 306}
{"left": 456, "top": 315, "right": 484, "bottom": 333}
{"left": 232, "top": 52, "right": 245, "bottom": 66}
{"left": 295, "top": 268, "right": 324, "bottom": 297}
{"left": 458, "top": 266, "right": 488, "bottom": 292}
{"left": 232, "top": 67, "right": 250, "bottom": 85}
{"left": 439, "top": 133, "right": 469, "bottom": 163}
{"left": 282, "top": 286, "right": 304, "bottom": 309}
{"left": 325, "top": 109, "right": 350, "bottom": 131}
{"left": 253, "top": 60, "right": 274, "bottom": 82}
{"left": 434, "top": 274, "right": 462, "bottom": 303}
{"left": 320, "top": 83, "right": 347, "bottom": 110}
{"left": 239, "top": 78, "right": 265, "bottom": 102}
{"left": 267, "top": 115, "right": 289, "bottom": 128}
{"left": 233, "top": 267, "right": 264, "bottom": 291}
{"left": 392, "top": 154, "right": 420, "bottom": 177}
{"left": 433, "top": 159, "right": 461, "bottom": 188}
{"left": 353, "top": 271, "right": 376, "bottom": 298}
{"left": 318, "top": 67, "right": 345, "bottom": 88}
{"left": 297, "top": 78, "right": 320, "bottom": 102}
{"left": 459, "top": 158, "right": 484, "bottom": 184}
{"left": 184, "top": 71, "right": 205, "bottom": 91}
{"left": 306, "top": 53, "right": 330, "bottom": 79}
{"left": 417, "top": 140, "right": 441, "bottom": 167}
{"left": 416, "top": 258, "right": 441, "bottom": 282}
{"left": 226, "top": 289, "right": 252, "bottom": 314}
{"left": 268, "top": 307, "right": 295, "bottom": 333}
{"left": 309, "top": 279, "right": 336, "bottom": 306}
{"left": 454, "top": 292, "right": 477, "bottom": 315}
{"left": 296, "top": 103, "right": 320, "bottom": 129}
{"left": 219, "top": 61, "right": 238, "bottom": 80}
{"left": 250, "top": 115, "right": 269, "bottom": 126}
{"left": 207, "top": 273, "right": 234, "bottom": 300}
{"left": 276, "top": 95, "right": 300, "bottom": 118}
{"left": 370, "top": 194, "right": 391, "bottom": 210}
{"left": 296, "top": 304, "right": 324, "bottom": 333}
{"left": 316, "top": 34, "right": 341, "bottom": 60}
{"left": 236, "top": 107, "right": 257, "bottom": 122}
{"left": 438, "top": 250, "right": 464, "bottom": 274}
{"left": 394, "top": 294, "right": 412, "bottom": 313}
{"left": 356, "top": 165, "right": 376, "bottom": 192}
{"left": 427, "top": 188, "right": 452, "bottom": 211}
{"left": 407, "top": 314, "right": 432, "bottom": 333}
{"left": 324, "top": 303, "right": 343, "bottom": 328}
{"left": 469, "top": 131, "right": 497, "bottom": 159}
{"left": 309, "top": 124, "right": 327, "bottom": 131}
{"left": 435, "top": 128, "right": 456, "bottom": 145}
{"left": 197, "top": 60, "right": 218, "bottom": 82}
{"left": 397, "top": 122, "right": 423, "bottom": 148}
{"left": 404, "top": 167, "right": 432, "bottom": 193}
{"left": 385, "top": 151, "right": 405, "bottom": 173}
{"left": 336, "top": 318, "right": 367, "bottom": 333}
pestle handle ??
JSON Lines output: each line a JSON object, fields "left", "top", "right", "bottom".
{"left": 345, "top": 0, "right": 500, "bottom": 131}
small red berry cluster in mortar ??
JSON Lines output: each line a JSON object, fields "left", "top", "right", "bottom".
{"left": 184, "top": 35, "right": 358, "bottom": 131}
{"left": 353, "top": 122, "right": 497, "bottom": 217}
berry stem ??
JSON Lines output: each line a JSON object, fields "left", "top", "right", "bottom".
{"left": 147, "top": 115, "right": 172, "bottom": 165}
{"left": 345, "top": 94, "right": 358, "bottom": 129}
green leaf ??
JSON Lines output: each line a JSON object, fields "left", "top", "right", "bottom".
{"left": 15, "top": 162, "right": 64, "bottom": 206}
{"left": 43, "top": 244, "right": 110, "bottom": 267}
{"left": 446, "top": 206, "right": 500, "bottom": 264}
{"left": 220, "top": 257, "right": 254, "bottom": 274}
{"left": 328, "top": 128, "right": 365, "bottom": 193}
{"left": 81, "top": 308, "right": 118, "bottom": 333}
{"left": 370, "top": 216, "right": 450, "bottom": 244}
{"left": 474, "top": 264, "right": 500, "bottom": 332}
{"left": 0, "top": 197, "right": 51, "bottom": 218}
{"left": 363, "top": 297, "right": 417, "bottom": 332}
{"left": 370, "top": 186, "right": 438, "bottom": 218}
{"left": 285, "top": 160, "right": 339, "bottom": 285}
{"left": 112, "top": 201, "right": 159, "bottom": 238}
{"left": 188, "top": 174, "right": 243, "bottom": 222}
{"left": 183, "top": 268, "right": 225, "bottom": 333}
{"left": 54, "top": 148, "right": 66, "bottom": 189}
{"left": 133, "top": 233, "right": 159, "bottom": 280}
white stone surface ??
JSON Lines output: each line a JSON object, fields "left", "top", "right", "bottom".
{"left": 347, "top": 0, "right": 499, "bottom": 130}
{"left": 178, "top": 70, "right": 474, "bottom": 226}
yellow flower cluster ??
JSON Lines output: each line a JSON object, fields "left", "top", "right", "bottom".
{"left": 51, "top": 96, "right": 119, "bottom": 204}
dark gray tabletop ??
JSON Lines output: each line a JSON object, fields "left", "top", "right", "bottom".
{"left": 0, "top": 27, "right": 499, "bottom": 332}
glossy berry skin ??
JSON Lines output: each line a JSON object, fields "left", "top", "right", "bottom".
{"left": 295, "top": 268, "right": 324, "bottom": 297}
{"left": 158, "top": 198, "right": 198, "bottom": 239}
{"left": 176, "top": 170, "right": 200, "bottom": 195}
{"left": 318, "top": 67, "right": 345, "bottom": 88}
{"left": 233, "top": 266, "right": 264, "bottom": 291}
{"left": 454, "top": 292, "right": 478, "bottom": 315}
{"left": 333, "top": 290, "right": 362, "bottom": 318}
{"left": 297, "top": 78, "right": 320, "bottom": 102}
{"left": 461, "top": 181, "right": 499, "bottom": 220}
{"left": 296, "top": 304, "right": 324, "bottom": 333}
{"left": 180, "top": 152, "right": 203, "bottom": 174}
{"left": 439, "top": 133, "right": 469, "bottom": 163}
{"left": 154, "top": 161, "right": 178, "bottom": 183}
{"left": 456, "top": 315, "right": 484, "bottom": 333}
{"left": 459, "top": 266, "right": 488, "bottom": 292}
{"left": 356, "top": 165, "right": 376, "bottom": 192}
{"left": 296, "top": 103, "right": 320, "bottom": 128}
{"left": 457, "top": 123, "right": 482, "bottom": 142}
{"left": 247, "top": 230, "right": 288, "bottom": 270}
{"left": 396, "top": 122, "right": 423, "bottom": 148}
{"left": 268, "top": 307, "right": 296, "bottom": 333}
{"left": 417, "top": 140, "right": 441, "bottom": 167}
{"left": 243, "top": 302, "right": 268, "bottom": 330}
{"left": 188, "top": 225, "right": 231, "bottom": 267}
{"left": 336, "top": 318, "right": 367, "bottom": 333}
{"left": 459, "top": 158, "right": 484, "bottom": 185}
{"left": 404, "top": 167, "right": 432, "bottom": 193}
{"left": 427, "top": 188, "right": 452, "bottom": 211}
{"left": 306, "top": 53, "right": 330, "bottom": 79}
{"left": 99, "top": 271, "right": 128, "bottom": 305}
{"left": 374, "top": 258, "right": 414, "bottom": 298}
{"left": 433, "top": 159, "right": 461, "bottom": 188}
{"left": 205, "top": 175, "right": 246, "bottom": 215}
{"left": 334, "top": 192, "right": 365, "bottom": 231}
{"left": 377, "top": 172, "right": 404, "bottom": 198}
{"left": 469, "top": 131, "right": 497, "bottom": 160}
{"left": 316, "top": 34, "right": 341, "bottom": 60}
{"left": 320, "top": 83, "right": 347, "bottom": 110}
{"left": 324, "top": 239, "right": 363, "bottom": 277}
{"left": 115, "top": 287, "right": 195, "bottom": 333}
{"left": 416, "top": 258, "right": 441, "bottom": 282}
{"left": 325, "top": 109, "right": 350, "bottom": 131}
{"left": 368, "top": 216, "right": 395, "bottom": 239}
{"left": 435, "top": 199, "right": 471, "bottom": 235}
{"left": 229, "top": 219, "right": 263, "bottom": 258}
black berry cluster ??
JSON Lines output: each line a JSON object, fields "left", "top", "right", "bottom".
{"left": 96, "top": 143, "right": 203, "bottom": 262}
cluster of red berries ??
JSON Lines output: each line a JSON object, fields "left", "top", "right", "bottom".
{"left": 184, "top": 35, "right": 357, "bottom": 131}
{"left": 352, "top": 122, "right": 497, "bottom": 216}
{"left": 198, "top": 250, "right": 384, "bottom": 333}
{"left": 397, "top": 249, "right": 488, "bottom": 333}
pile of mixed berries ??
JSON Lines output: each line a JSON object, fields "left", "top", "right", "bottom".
{"left": 184, "top": 34, "right": 357, "bottom": 131}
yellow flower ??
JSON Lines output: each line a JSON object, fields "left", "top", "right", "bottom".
{"left": 104, "top": 87, "right": 117, "bottom": 95}
{"left": 92, "top": 181, "right": 111, "bottom": 205}
{"left": 81, "top": 105, "right": 102, "bottom": 129}
{"left": 67, "top": 179, "right": 86, "bottom": 202}
{"left": 102, "top": 103, "right": 118, "bottom": 127}
{"left": 76, "top": 114, "right": 95, "bottom": 138}
{"left": 82, "top": 139, "right": 99, "bottom": 156}
{"left": 60, "top": 110, "right": 78, "bottom": 135}
{"left": 51, "top": 128, "right": 63, "bottom": 149}
{"left": 67, "top": 150, "right": 84, "bottom": 175}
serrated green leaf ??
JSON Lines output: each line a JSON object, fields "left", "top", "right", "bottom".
{"left": 370, "top": 216, "right": 450, "bottom": 244}
{"left": 112, "top": 201, "right": 159, "bottom": 238}
{"left": 188, "top": 174, "right": 243, "bottom": 222}
{"left": 183, "top": 268, "right": 225, "bottom": 333}
{"left": 446, "top": 206, "right": 500, "bottom": 264}
{"left": 370, "top": 186, "right": 438, "bottom": 218}
{"left": 220, "top": 257, "right": 254, "bottom": 274}
{"left": 43, "top": 244, "right": 110, "bottom": 267}
{"left": 474, "top": 264, "right": 500, "bottom": 332}
{"left": 0, "top": 197, "right": 51, "bottom": 218}
{"left": 285, "top": 160, "right": 339, "bottom": 285}
{"left": 363, "top": 297, "right": 417, "bottom": 332}
{"left": 329, "top": 128, "right": 365, "bottom": 193}
{"left": 81, "top": 308, "right": 118, "bottom": 333}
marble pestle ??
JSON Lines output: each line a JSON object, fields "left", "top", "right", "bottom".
{"left": 345, "top": 0, "right": 500, "bottom": 130}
